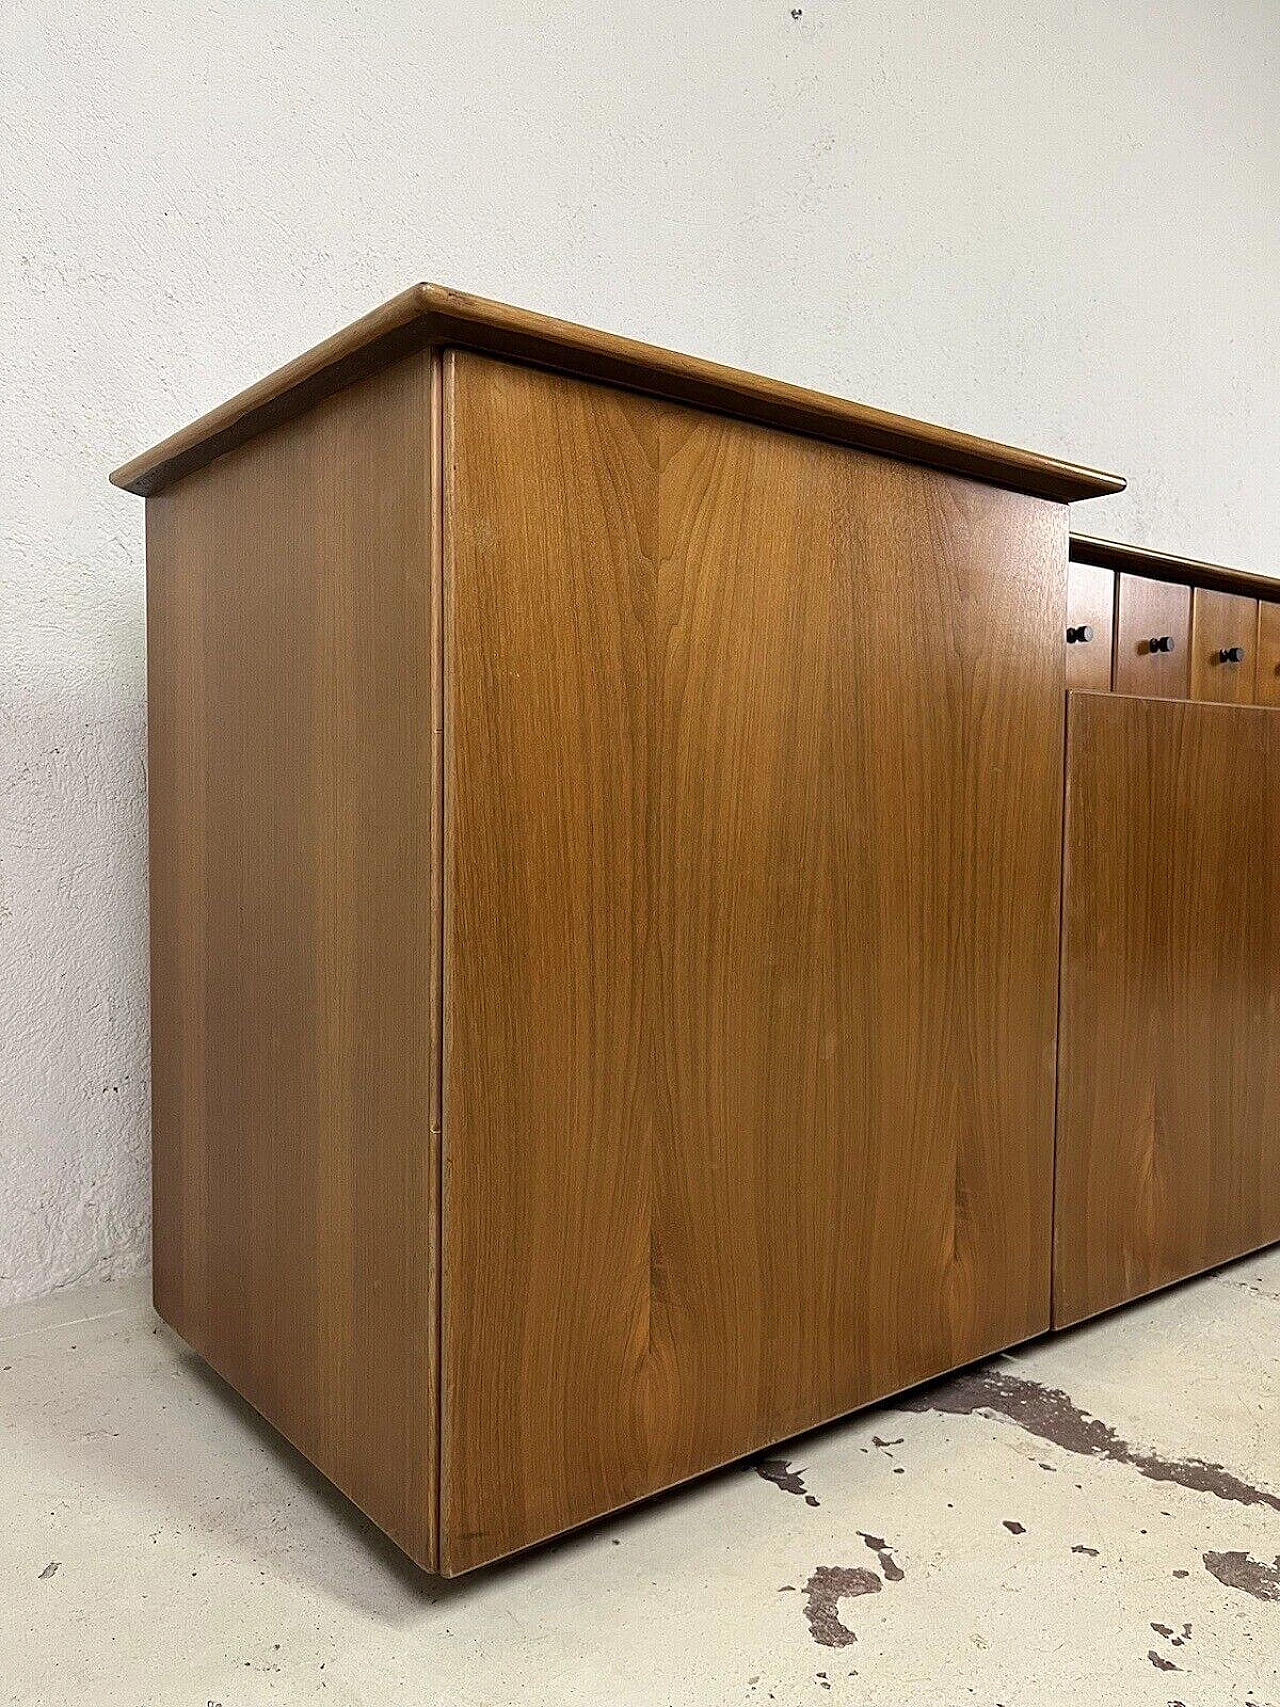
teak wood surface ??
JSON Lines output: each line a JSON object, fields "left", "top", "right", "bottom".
{"left": 147, "top": 352, "right": 442, "bottom": 1568}
{"left": 110, "top": 284, "right": 1123, "bottom": 504}
{"left": 136, "top": 298, "right": 1280, "bottom": 1579}
{"left": 1256, "top": 600, "right": 1280, "bottom": 708}
{"left": 1113, "top": 572, "right": 1192, "bottom": 698}
{"left": 1055, "top": 693, "right": 1280, "bottom": 1327}
{"left": 1070, "top": 532, "right": 1280, "bottom": 603}
{"left": 440, "top": 352, "right": 1068, "bottom": 1573}
{"left": 1065, "top": 558, "right": 1116, "bottom": 691}
{"left": 1189, "top": 587, "right": 1258, "bottom": 704}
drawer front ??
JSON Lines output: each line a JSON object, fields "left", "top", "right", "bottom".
{"left": 1065, "top": 560, "right": 1114, "bottom": 690}
{"left": 1257, "top": 600, "right": 1280, "bottom": 708}
{"left": 1114, "top": 573, "right": 1190, "bottom": 698}
{"left": 1190, "top": 587, "right": 1258, "bottom": 703}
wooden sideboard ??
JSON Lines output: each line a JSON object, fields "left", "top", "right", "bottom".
{"left": 1066, "top": 534, "right": 1280, "bottom": 706}
{"left": 112, "top": 286, "right": 1274, "bottom": 1576}
{"left": 1056, "top": 536, "right": 1280, "bottom": 1326}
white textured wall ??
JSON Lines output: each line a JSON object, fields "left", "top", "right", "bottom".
{"left": 3, "top": 0, "right": 1279, "bottom": 1305}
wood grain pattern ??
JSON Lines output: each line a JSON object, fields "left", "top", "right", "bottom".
{"left": 1065, "top": 559, "right": 1115, "bottom": 690}
{"left": 1055, "top": 692, "right": 1280, "bottom": 1327}
{"left": 1256, "top": 600, "right": 1280, "bottom": 708}
{"left": 110, "top": 283, "right": 1125, "bottom": 503}
{"left": 1071, "top": 532, "right": 1280, "bottom": 602}
{"left": 147, "top": 352, "right": 441, "bottom": 1568}
{"left": 1190, "top": 588, "right": 1258, "bottom": 704}
{"left": 1114, "top": 573, "right": 1191, "bottom": 698}
{"left": 441, "top": 351, "right": 1068, "bottom": 1573}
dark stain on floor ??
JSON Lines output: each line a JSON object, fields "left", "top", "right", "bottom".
{"left": 1149, "top": 1619, "right": 1193, "bottom": 1669}
{"left": 756, "top": 1459, "right": 820, "bottom": 1507}
{"left": 802, "top": 1566, "right": 882, "bottom": 1648}
{"left": 1003, "top": 1520, "right": 1026, "bottom": 1534}
{"left": 1071, "top": 1544, "right": 1099, "bottom": 1557}
{"left": 1203, "top": 1550, "right": 1280, "bottom": 1601}
{"left": 857, "top": 1532, "right": 904, "bottom": 1581}
{"left": 898, "top": 1366, "right": 1280, "bottom": 1513}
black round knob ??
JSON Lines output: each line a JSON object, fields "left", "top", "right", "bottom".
{"left": 1220, "top": 645, "right": 1246, "bottom": 664}
{"left": 1066, "top": 624, "right": 1094, "bottom": 645}
{"left": 1149, "top": 635, "right": 1175, "bottom": 654}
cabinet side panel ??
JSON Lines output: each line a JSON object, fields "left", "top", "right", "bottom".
{"left": 1055, "top": 692, "right": 1280, "bottom": 1327}
{"left": 146, "top": 351, "right": 440, "bottom": 1567}
{"left": 442, "top": 351, "right": 1066, "bottom": 1573}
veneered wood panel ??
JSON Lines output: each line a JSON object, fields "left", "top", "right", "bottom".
{"left": 1190, "top": 587, "right": 1258, "bottom": 703}
{"left": 1065, "top": 559, "right": 1115, "bottom": 690}
{"left": 1114, "top": 573, "right": 1190, "bottom": 698}
{"left": 147, "top": 353, "right": 441, "bottom": 1568}
{"left": 442, "top": 351, "right": 1067, "bottom": 1573}
{"left": 1071, "top": 533, "right": 1280, "bottom": 602}
{"left": 1256, "top": 601, "right": 1280, "bottom": 708}
{"left": 1055, "top": 693, "right": 1280, "bottom": 1328}
{"left": 110, "top": 283, "right": 1125, "bottom": 503}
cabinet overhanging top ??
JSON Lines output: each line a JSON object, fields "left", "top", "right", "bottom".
{"left": 111, "top": 283, "right": 1125, "bottom": 502}
{"left": 1071, "top": 534, "right": 1280, "bottom": 601}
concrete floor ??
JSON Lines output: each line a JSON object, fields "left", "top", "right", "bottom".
{"left": 3, "top": 1255, "right": 1278, "bottom": 1707}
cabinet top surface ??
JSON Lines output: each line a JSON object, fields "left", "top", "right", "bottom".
{"left": 110, "top": 283, "right": 1124, "bottom": 503}
{"left": 1070, "top": 532, "right": 1280, "bottom": 601}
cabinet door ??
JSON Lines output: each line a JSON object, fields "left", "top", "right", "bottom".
{"left": 1190, "top": 587, "right": 1257, "bottom": 703}
{"left": 1065, "top": 559, "right": 1115, "bottom": 690}
{"left": 1114, "top": 573, "right": 1190, "bottom": 697}
{"left": 442, "top": 351, "right": 1067, "bottom": 1572}
{"left": 1257, "top": 600, "right": 1280, "bottom": 707}
{"left": 1055, "top": 692, "right": 1280, "bottom": 1328}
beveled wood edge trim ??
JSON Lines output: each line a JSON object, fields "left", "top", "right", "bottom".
{"left": 111, "top": 282, "right": 1125, "bottom": 502}
{"left": 1071, "top": 533, "right": 1280, "bottom": 602}
{"left": 110, "top": 289, "right": 434, "bottom": 496}
{"left": 1067, "top": 685, "right": 1280, "bottom": 724}
{"left": 426, "top": 347, "right": 446, "bottom": 1573}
